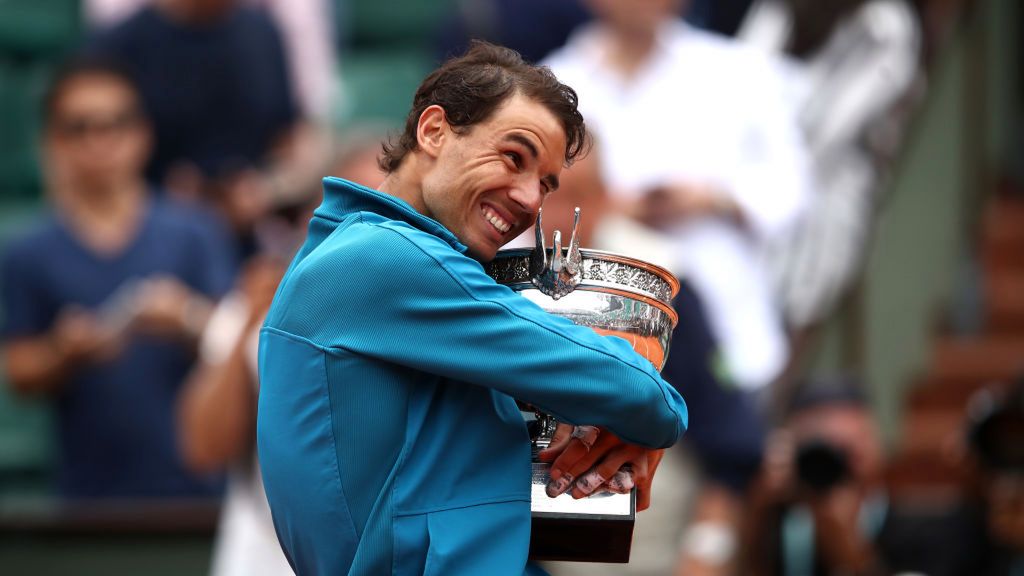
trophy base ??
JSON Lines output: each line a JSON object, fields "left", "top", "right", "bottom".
{"left": 528, "top": 461, "right": 636, "bottom": 563}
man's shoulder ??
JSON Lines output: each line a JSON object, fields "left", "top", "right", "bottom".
{"left": 319, "top": 210, "right": 464, "bottom": 264}
{"left": 2, "top": 215, "right": 62, "bottom": 264}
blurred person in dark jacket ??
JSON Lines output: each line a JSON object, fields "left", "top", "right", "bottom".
{"left": 87, "top": 0, "right": 328, "bottom": 254}
{"left": 0, "top": 56, "right": 234, "bottom": 499}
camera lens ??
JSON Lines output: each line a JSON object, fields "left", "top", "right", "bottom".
{"left": 795, "top": 439, "right": 850, "bottom": 492}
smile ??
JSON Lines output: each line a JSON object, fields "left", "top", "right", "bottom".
{"left": 481, "top": 205, "right": 512, "bottom": 234}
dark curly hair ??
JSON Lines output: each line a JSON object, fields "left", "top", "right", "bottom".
{"left": 379, "top": 41, "right": 588, "bottom": 173}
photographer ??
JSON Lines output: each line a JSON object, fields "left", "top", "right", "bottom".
{"left": 744, "top": 380, "right": 888, "bottom": 576}
{"left": 963, "top": 377, "right": 1024, "bottom": 575}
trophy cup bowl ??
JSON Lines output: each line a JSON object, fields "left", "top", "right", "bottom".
{"left": 484, "top": 208, "right": 679, "bottom": 563}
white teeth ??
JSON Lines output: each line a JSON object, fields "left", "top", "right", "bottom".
{"left": 482, "top": 207, "right": 512, "bottom": 233}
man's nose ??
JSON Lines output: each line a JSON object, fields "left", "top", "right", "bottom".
{"left": 508, "top": 178, "right": 544, "bottom": 214}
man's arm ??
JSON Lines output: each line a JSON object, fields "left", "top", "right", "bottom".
{"left": 3, "top": 308, "right": 120, "bottom": 396}
{"left": 269, "top": 223, "right": 688, "bottom": 449}
{"left": 179, "top": 259, "right": 283, "bottom": 472}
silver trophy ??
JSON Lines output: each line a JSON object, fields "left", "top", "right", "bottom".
{"left": 485, "top": 208, "right": 679, "bottom": 563}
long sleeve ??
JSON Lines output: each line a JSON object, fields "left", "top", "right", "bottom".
{"left": 267, "top": 219, "right": 687, "bottom": 449}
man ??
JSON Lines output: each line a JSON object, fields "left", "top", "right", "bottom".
{"left": 0, "top": 56, "right": 233, "bottom": 499}
{"left": 745, "top": 382, "right": 890, "bottom": 576}
{"left": 87, "top": 0, "right": 325, "bottom": 246}
{"left": 257, "top": 42, "right": 688, "bottom": 575}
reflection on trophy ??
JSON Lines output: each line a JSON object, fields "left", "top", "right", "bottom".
{"left": 485, "top": 207, "right": 679, "bottom": 563}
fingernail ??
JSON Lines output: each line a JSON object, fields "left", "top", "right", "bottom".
{"left": 613, "top": 470, "right": 634, "bottom": 491}
{"left": 545, "top": 474, "right": 572, "bottom": 497}
{"left": 576, "top": 472, "right": 605, "bottom": 495}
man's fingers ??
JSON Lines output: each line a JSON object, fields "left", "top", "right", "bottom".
{"left": 566, "top": 446, "right": 635, "bottom": 500}
{"left": 537, "top": 422, "right": 574, "bottom": 463}
{"left": 560, "top": 431, "right": 618, "bottom": 481}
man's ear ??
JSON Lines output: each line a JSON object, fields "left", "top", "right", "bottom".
{"left": 416, "top": 105, "right": 447, "bottom": 159}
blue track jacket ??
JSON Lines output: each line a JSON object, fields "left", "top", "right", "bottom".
{"left": 257, "top": 178, "right": 688, "bottom": 575}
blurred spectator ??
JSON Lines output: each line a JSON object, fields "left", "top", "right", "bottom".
{"left": 83, "top": 0, "right": 338, "bottom": 120}
{"left": 545, "top": 0, "right": 811, "bottom": 393}
{"left": 86, "top": 0, "right": 328, "bottom": 248}
{"left": 543, "top": 3, "right": 809, "bottom": 573}
{"left": 0, "top": 56, "right": 233, "bottom": 499}
{"left": 740, "top": 0, "right": 922, "bottom": 332}
{"left": 744, "top": 381, "right": 890, "bottom": 575}
{"left": 528, "top": 147, "right": 765, "bottom": 576}
{"left": 177, "top": 132, "right": 385, "bottom": 576}
{"left": 437, "top": 0, "right": 592, "bottom": 63}
{"left": 959, "top": 379, "right": 1024, "bottom": 575}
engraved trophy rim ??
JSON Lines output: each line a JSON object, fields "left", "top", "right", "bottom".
{"left": 488, "top": 247, "right": 681, "bottom": 328}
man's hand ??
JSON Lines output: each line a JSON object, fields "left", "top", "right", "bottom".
{"left": 538, "top": 422, "right": 665, "bottom": 510}
{"left": 132, "top": 276, "right": 212, "bottom": 340}
{"left": 626, "top": 182, "right": 744, "bottom": 230}
{"left": 238, "top": 257, "right": 286, "bottom": 326}
{"left": 52, "top": 306, "right": 122, "bottom": 364}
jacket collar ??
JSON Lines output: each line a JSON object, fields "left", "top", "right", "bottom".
{"left": 318, "top": 177, "right": 467, "bottom": 254}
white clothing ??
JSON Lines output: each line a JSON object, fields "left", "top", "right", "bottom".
{"left": 200, "top": 294, "right": 293, "bottom": 576}
{"left": 741, "top": 0, "right": 922, "bottom": 327}
{"left": 544, "top": 21, "right": 811, "bottom": 389}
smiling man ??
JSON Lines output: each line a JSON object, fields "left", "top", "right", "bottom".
{"left": 256, "top": 42, "right": 688, "bottom": 575}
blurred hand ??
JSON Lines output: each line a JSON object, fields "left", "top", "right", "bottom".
{"left": 52, "top": 306, "right": 122, "bottom": 364}
{"left": 238, "top": 257, "right": 286, "bottom": 325}
{"left": 539, "top": 422, "right": 664, "bottom": 510}
{"left": 628, "top": 182, "right": 741, "bottom": 230}
{"left": 132, "top": 276, "right": 210, "bottom": 339}
{"left": 216, "top": 169, "right": 272, "bottom": 233}
{"left": 808, "top": 484, "right": 875, "bottom": 572}
{"left": 753, "top": 430, "right": 797, "bottom": 505}
{"left": 988, "top": 475, "right": 1024, "bottom": 549}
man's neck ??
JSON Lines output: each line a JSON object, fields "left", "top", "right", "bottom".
{"left": 378, "top": 159, "right": 429, "bottom": 218}
{"left": 57, "top": 178, "right": 148, "bottom": 256}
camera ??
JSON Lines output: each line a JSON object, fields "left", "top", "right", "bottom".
{"left": 967, "top": 382, "right": 1024, "bottom": 472}
{"left": 795, "top": 439, "right": 851, "bottom": 493}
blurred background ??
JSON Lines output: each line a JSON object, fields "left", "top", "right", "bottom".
{"left": 0, "top": 0, "right": 1021, "bottom": 574}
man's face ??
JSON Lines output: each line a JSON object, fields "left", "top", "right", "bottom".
{"left": 420, "top": 93, "right": 567, "bottom": 261}
{"left": 46, "top": 74, "right": 150, "bottom": 189}
{"left": 790, "top": 405, "right": 883, "bottom": 485}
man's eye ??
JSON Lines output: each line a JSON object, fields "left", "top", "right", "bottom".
{"left": 505, "top": 152, "right": 523, "bottom": 169}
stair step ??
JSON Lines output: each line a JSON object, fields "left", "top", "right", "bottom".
{"left": 905, "top": 375, "right": 1012, "bottom": 411}
{"left": 885, "top": 453, "right": 965, "bottom": 500}
{"left": 928, "top": 336, "right": 1024, "bottom": 383}
{"left": 982, "top": 197, "right": 1024, "bottom": 272}
{"left": 898, "top": 406, "right": 963, "bottom": 458}
{"left": 985, "top": 271, "right": 1024, "bottom": 333}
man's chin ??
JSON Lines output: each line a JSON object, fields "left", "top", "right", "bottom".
{"left": 464, "top": 239, "right": 502, "bottom": 263}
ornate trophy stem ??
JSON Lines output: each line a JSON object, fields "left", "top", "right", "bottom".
{"left": 529, "top": 207, "right": 583, "bottom": 300}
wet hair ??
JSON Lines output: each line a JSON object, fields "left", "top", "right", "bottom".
{"left": 42, "top": 54, "right": 143, "bottom": 124}
{"left": 379, "top": 40, "right": 588, "bottom": 173}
